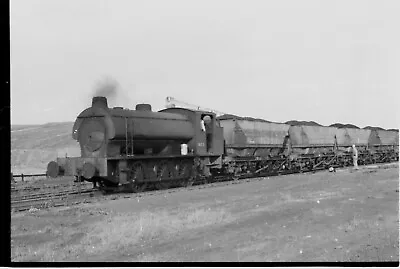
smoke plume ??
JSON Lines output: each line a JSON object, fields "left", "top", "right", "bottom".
{"left": 90, "top": 75, "right": 134, "bottom": 108}
{"left": 92, "top": 76, "right": 120, "bottom": 103}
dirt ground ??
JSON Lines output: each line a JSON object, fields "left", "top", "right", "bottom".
{"left": 11, "top": 164, "right": 399, "bottom": 262}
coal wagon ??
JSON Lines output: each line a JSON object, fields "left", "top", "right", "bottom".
{"left": 217, "top": 115, "right": 291, "bottom": 175}
{"left": 368, "top": 129, "right": 399, "bottom": 162}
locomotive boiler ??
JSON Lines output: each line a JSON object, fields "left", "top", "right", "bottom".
{"left": 73, "top": 96, "right": 194, "bottom": 157}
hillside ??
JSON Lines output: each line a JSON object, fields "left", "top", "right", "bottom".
{"left": 217, "top": 114, "right": 272, "bottom": 123}
{"left": 329, "top": 123, "right": 360, "bottom": 129}
{"left": 11, "top": 122, "right": 80, "bottom": 174}
{"left": 285, "top": 120, "right": 322, "bottom": 126}
{"left": 363, "top": 126, "right": 386, "bottom": 131}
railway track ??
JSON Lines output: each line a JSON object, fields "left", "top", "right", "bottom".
{"left": 11, "top": 186, "right": 41, "bottom": 193}
{"left": 11, "top": 161, "right": 398, "bottom": 213}
{"left": 11, "top": 180, "right": 98, "bottom": 212}
{"left": 11, "top": 188, "right": 100, "bottom": 212}
{"left": 11, "top": 181, "right": 92, "bottom": 193}
{"left": 11, "top": 187, "right": 93, "bottom": 200}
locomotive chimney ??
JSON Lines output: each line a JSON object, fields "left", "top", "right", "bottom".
{"left": 136, "top": 104, "right": 152, "bottom": 111}
{"left": 92, "top": 96, "right": 108, "bottom": 109}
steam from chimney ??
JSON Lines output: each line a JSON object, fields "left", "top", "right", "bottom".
{"left": 93, "top": 76, "right": 120, "bottom": 103}
{"left": 90, "top": 75, "right": 133, "bottom": 108}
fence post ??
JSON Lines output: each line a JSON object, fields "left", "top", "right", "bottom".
{"left": 21, "top": 174, "right": 24, "bottom": 182}
{"left": 78, "top": 176, "right": 81, "bottom": 195}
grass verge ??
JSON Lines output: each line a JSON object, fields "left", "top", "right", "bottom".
{"left": 12, "top": 206, "right": 232, "bottom": 262}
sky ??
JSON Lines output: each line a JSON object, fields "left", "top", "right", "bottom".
{"left": 10, "top": 0, "right": 400, "bottom": 129}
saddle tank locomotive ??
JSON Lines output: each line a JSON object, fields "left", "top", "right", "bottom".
{"left": 47, "top": 96, "right": 225, "bottom": 191}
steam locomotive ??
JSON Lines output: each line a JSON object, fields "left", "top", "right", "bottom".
{"left": 47, "top": 96, "right": 399, "bottom": 192}
{"left": 47, "top": 96, "right": 224, "bottom": 191}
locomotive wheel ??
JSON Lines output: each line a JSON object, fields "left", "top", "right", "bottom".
{"left": 131, "top": 163, "right": 147, "bottom": 192}
{"left": 155, "top": 182, "right": 170, "bottom": 190}
{"left": 146, "top": 162, "right": 158, "bottom": 180}
{"left": 184, "top": 177, "right": 195, "bottom": 187}
{"left": 132, "top": 183, "right": 147, "bottom": 193}
{"left": 155, "top": 162, "right": 172, "bottom": 190}
{"left": 157, "top": 161, "right": 171, "bottom": 180}
{"left": 179, "top": 176, "right": 195, "bottom": 187}
{"left": 176, "top": 160, "right": 193, "bottom": 187}
{"left": 177, "top": 160, "right": 191, "bottom": 179}
{"left": 122, "top": 182, "right": 136, "bottom": 193}
{"left": 132, "top": 162, "right": 145, "bottom": 183}
{"left": 168, "top": 161, "right": 178, "bottom": 179}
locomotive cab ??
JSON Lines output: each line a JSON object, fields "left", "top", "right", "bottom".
{"left": 201, "top": 114, "right": 213, "bottom": 152}
{"left": 159, "top": 108, "right": 224, "bottom": 156}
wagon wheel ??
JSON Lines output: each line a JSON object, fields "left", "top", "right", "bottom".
{"left": 270, "top": 160, "right": 279, "bottom": 172}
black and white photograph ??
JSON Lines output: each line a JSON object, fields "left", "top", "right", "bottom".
{"left": 10, "top": 0, "right": 399, "bottom": 263}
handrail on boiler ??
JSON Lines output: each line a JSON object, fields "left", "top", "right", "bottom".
{"left": 130, "top": 120, "right": 134, "bottom": 156}
{"left": 125, "top": 117, "right": 128, "bottom": 157}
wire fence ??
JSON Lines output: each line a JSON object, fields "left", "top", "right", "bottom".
{"left": 11, "top": 173, "right": 47, "bottom": 182}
